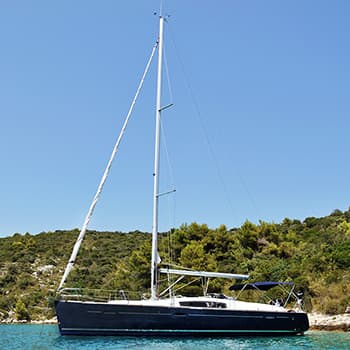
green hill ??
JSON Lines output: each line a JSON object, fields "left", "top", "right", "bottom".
{"left": 1, "top": 208, "right": 349, "bottom": 321}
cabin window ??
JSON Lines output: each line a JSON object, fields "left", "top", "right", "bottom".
{"left": 179, "top": 301, "right": 226, "bottom": 308}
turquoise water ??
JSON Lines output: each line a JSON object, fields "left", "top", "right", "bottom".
{"left": 0, "top": 325, "right": 349, "bottom": 350}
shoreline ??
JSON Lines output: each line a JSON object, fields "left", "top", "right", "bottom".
{"left": 1, "top": 313, "right": 349, "bottom": 331}
{"left": 308, "top": 313, "right": 350, "bottom": 332}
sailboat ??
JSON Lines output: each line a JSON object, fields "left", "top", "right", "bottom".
{"left": 55, "top": 14, "right": 309, "bottom": 336}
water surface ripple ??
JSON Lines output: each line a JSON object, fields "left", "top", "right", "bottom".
{"left": 0, "top": 325, "right": 349, "bottom": 350}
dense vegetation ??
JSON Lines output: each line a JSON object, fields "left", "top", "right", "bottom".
{"left": 0, "top": 208, "right": 349, "bottom": 321}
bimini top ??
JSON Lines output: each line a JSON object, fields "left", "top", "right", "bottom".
{"left": 229, "top": 281, "right": 294, "bottom": 291}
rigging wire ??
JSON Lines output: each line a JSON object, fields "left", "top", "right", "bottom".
{"left": 163, "top": 41, "right": 174, "bottom": 105}
{"left": 160, "top": 120, "right": 176, "bottom": 264}
{"left": 167, "top": 24, "right": 261, "bottom": 226}
{"left": 58, "top": 41, "right": 158, "bottom": 290}
{"left": 159, "top": 22, "right": 176, "bottom": 266}
{"left": 160, "top": 41, "right": 176, "bottom": 192}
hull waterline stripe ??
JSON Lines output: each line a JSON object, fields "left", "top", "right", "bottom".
{"left": 61, "top": 327, "right": 298, "bottom": 333}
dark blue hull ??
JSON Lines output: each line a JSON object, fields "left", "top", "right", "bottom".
{"left": 55, "top": 300, "right": 309, "bottom": 336}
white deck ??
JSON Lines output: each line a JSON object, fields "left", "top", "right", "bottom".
{"left": 104, "top": 296, "right": 290, "bottom": 313}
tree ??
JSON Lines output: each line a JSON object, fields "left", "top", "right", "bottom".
{"left": 15, "top": 298, "right": 30, "bottom": 321}
{"left": 180, "top": 241, "right": 216, "bottom": 271}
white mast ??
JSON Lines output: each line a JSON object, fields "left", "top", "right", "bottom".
{"left": 151, "top": 15, "right": 164, "bottom": 300}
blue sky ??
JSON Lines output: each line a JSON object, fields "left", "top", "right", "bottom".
{"left": 1, "top": 0, "right": 349, "bottom": 237}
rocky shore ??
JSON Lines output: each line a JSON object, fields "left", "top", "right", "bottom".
{"left": 1, "top": 319, "right": 57, "bottom": 324}
{"left": 309, "top": 313, "right": 350, "bottom": 331}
